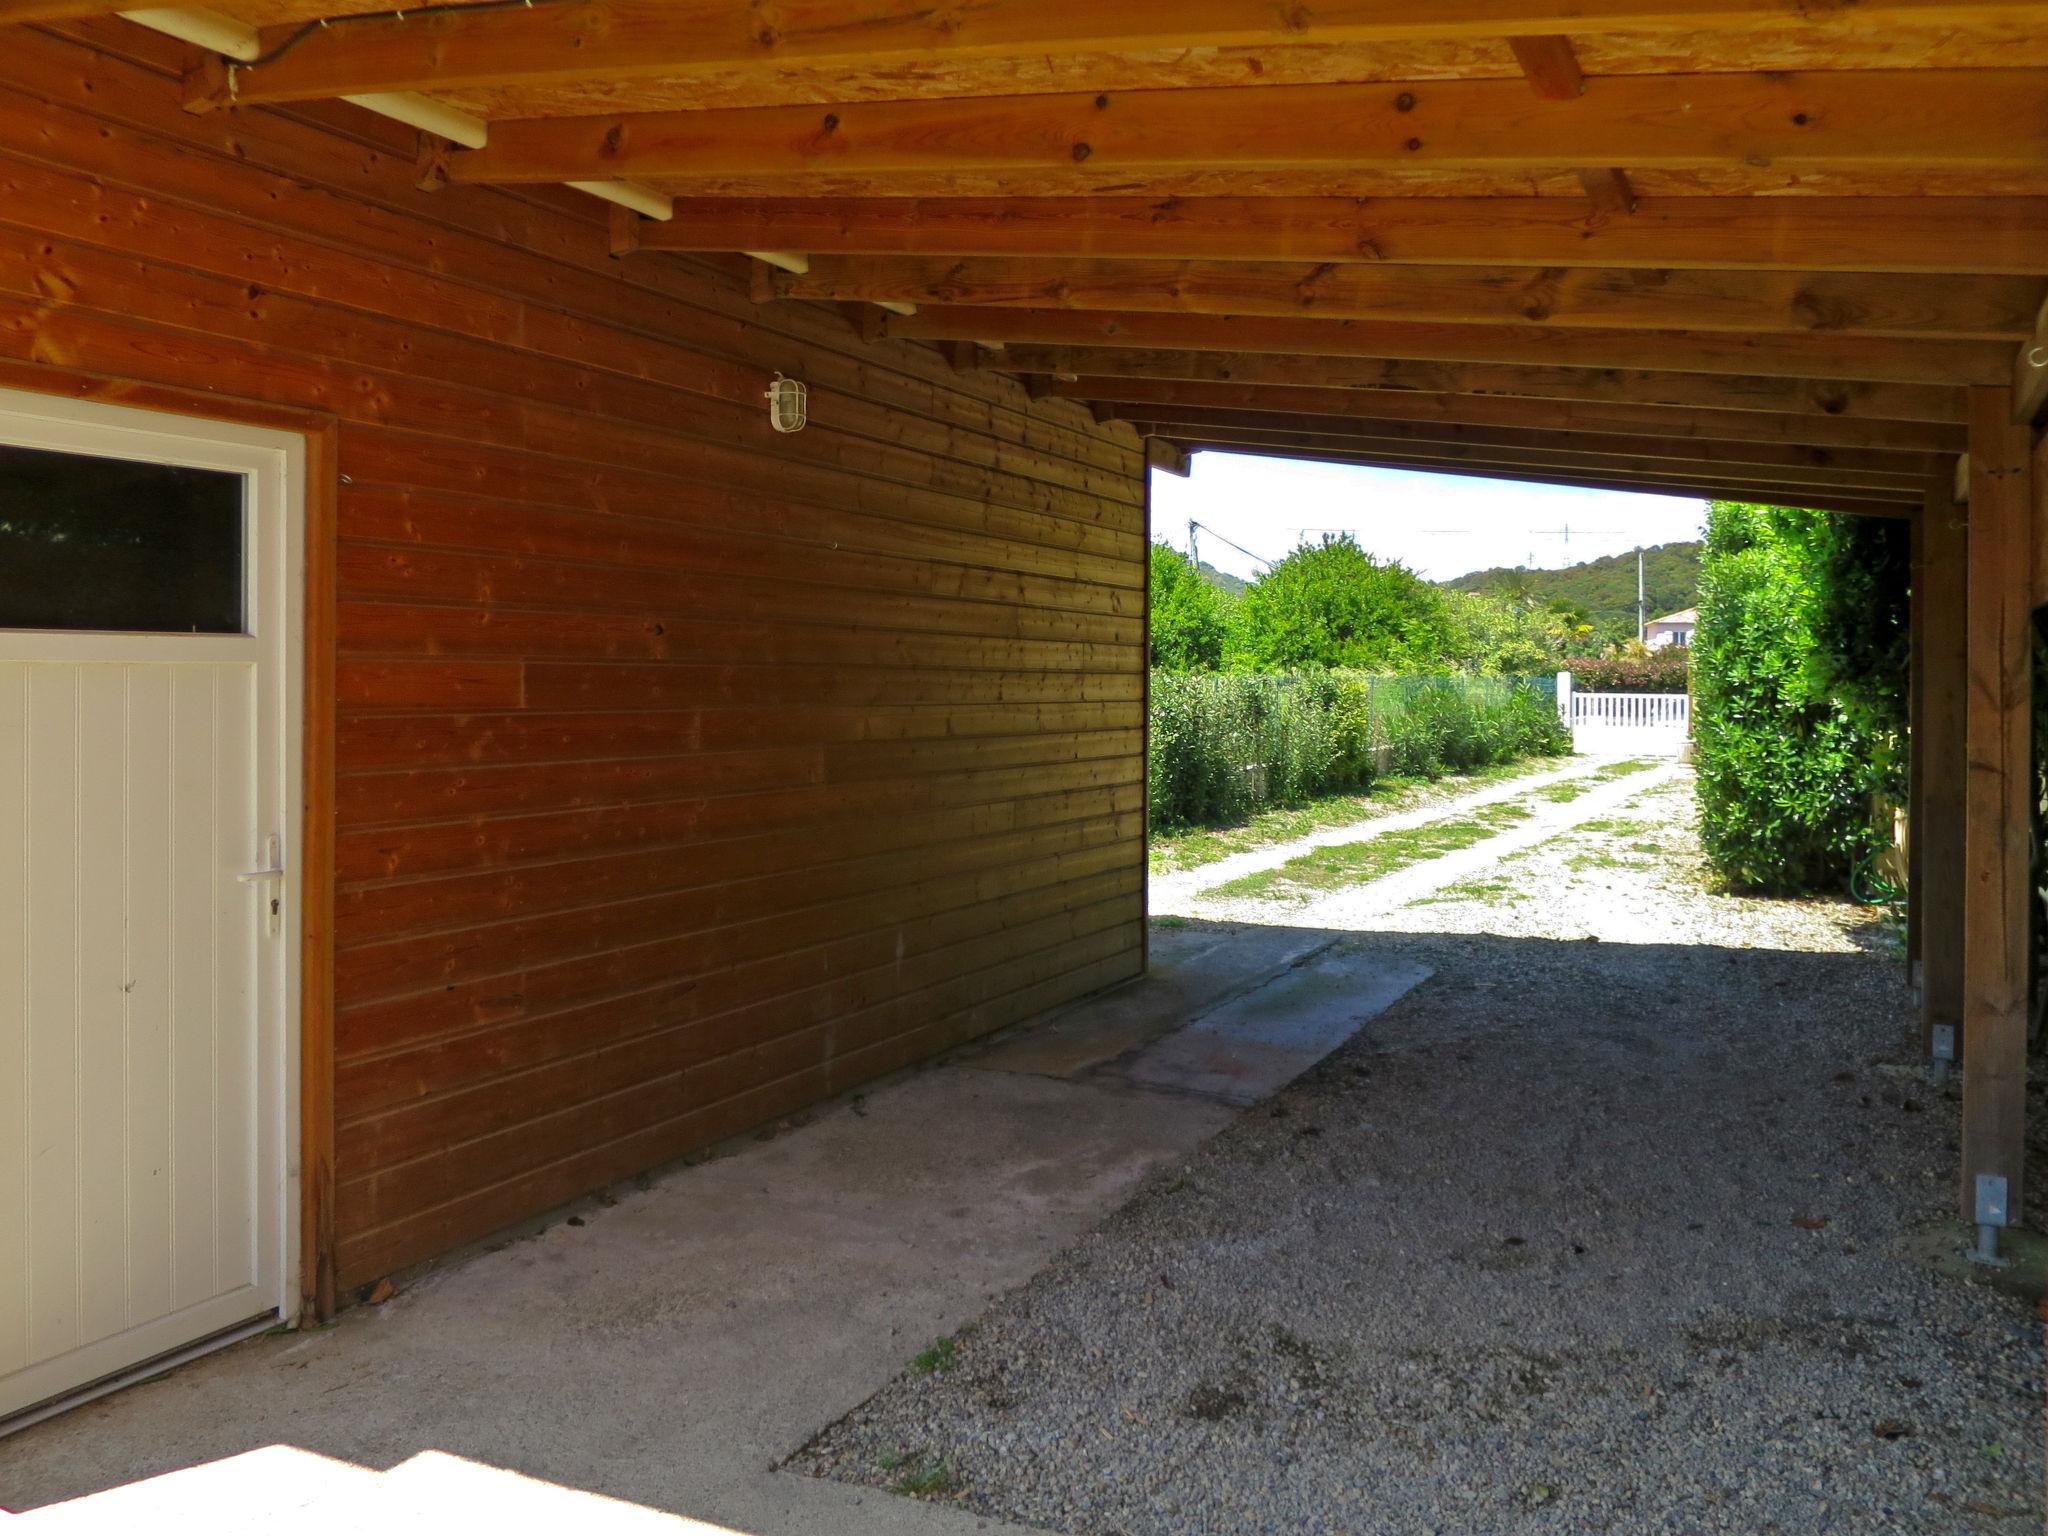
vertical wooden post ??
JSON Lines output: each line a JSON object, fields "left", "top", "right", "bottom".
{"left": 1917, "top": 472, "right": 1968, "bottom": 1060}
{"left": 1140, "top": 462, "right": 1153, "bottom": 977}
{"left": 1961, "top": 385, "right": 2035, "bottom": 1222}
{"left": 1908, "top": 512, "right": 1926, "bottom": 981}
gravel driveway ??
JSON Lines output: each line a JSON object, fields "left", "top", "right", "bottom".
{"left": 792, "top": 771, "right": 2046, "bottom": 1534}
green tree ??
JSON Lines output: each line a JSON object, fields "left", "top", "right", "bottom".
{"left": 1441, "top": 589, "right": 1569, "bottom": 675}
{"left": 1230, "top": 534, "right": 1454, "bottom": 672}
{"left": 1148, "top": 541, "right": 1227, "bottom": 671}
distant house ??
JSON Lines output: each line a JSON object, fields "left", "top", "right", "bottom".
{"left": 1645, "top": 608, "right": 1698, "bottom": 648}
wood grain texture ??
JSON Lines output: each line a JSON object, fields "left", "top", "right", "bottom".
{"left": 1046, "top": 377, "right": 1963, "bottom": 451}
{"left": 1961, "top": 386, "right": 2035, "bottom": 1219}
{"left": 1006, "top": 347, "right": 1970, "bottom": 422}
{"left": 6, "top": 25, "right": 1145, "bottom": 1291}
{"left": 1915, "top": 471, "right": 1968, "bottom": 1064}
{"left": 447, "top": 72, "right": 2048, "bottom": 186}
{"left": 631, "top": 196, "right": 2048, "bottom": 276}
{"left": 167, "top": 2, "right": 2048, "bottom": 106}
{"left": 772, "top": 257, "right": 2045, "bottom": 339}
{"left": 888, "top": 308, "right": 2009, "bottom": 385}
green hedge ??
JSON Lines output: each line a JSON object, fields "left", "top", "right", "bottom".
{"left": 1692, "top": 502, "right": 1907, "bottom": 893}
{"left": 1148, "top": 671, "right": 1570, "bottom": 831}
{"left": 1565, "top": 651, "right": 1690, "bottom": 693}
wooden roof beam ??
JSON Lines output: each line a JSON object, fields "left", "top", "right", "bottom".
{"left": 1155, "top": 428, "right": 1933, "bottom": 493}
{"left": 1508, "top": 36, "right": 1584, "bottom": 99}
{"left": 164, "top": 2, "right": 2048, "bottom": 106}
{"left": 771, "top": 257, "right": 2042, "bottom": 341}
{"left": 1051, "top": 377, "right": 1964, "bottom": 452}
{"left": 1161, "top": 442, "right": 1917, "bottom": 517}
{"left": 889, "top": 308, "right": 2009, "bottom": 385}
{"left": 440, "top": 72, "right": 2048, "bottom": 186}
{"left": 1578, "top": 168, "right": 1638, "bottom": 215}
{"left": 1145, "top": 438, "right": 1192, "bottom": 477}
{"left": 998, "top": 346, "right": 1969, "bottom": 422}
{"left": 1118, "top": 412, "right": 1937, "bottom": 486}
{"left": 624, "top": 197, "right": 2048, "bottom": 277}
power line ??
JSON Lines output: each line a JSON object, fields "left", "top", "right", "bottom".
{"left": 1187, "top": 518, "right": 1272, "bottom": 573}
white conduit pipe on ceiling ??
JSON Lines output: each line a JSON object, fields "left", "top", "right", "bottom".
{"left": 114, "top": 7, "right": 674, "bottom": 219}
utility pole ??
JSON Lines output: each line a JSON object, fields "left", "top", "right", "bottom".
{"left": 1637, "top": 547, "right": 1647, "bottom": 644}
{"left": 1187, "top": 519, "right": 1272, "bottom": 574}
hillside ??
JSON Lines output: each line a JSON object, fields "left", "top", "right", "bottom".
{"left": 1444, "top": 541, "right": 1700, "bottom": 643}
{"left": 1196, "top": 559, "right": 1249, "bottom": 600}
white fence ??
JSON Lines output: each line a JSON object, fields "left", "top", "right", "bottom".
{"left": 1558, "top": 673, "right": 1690, "bottom": 756}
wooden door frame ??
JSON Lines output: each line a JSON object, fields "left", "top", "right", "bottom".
{"left": 0, "top": 358, "right": 341, "bottom": 1323}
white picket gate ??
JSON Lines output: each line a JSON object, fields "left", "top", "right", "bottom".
{"left": 1557, "top": 674, "right": 1690, "bottom": 756}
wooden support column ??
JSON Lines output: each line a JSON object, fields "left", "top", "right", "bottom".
{"left": 1915, "top": 471, "right": 1968, "bottom": 1059}
{"left": 1961, "top": 384, "right": 2035, "bottom": 1223}
{"left": 1910, "top": 510, "right": 1927, "bottom": 978}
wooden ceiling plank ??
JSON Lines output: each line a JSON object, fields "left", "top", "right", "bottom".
{"left": 998, "top": 346, "right": 1968, "bottom": 421}
{"left": 887, "top": 307, "right": 2008, "bottom": 384}
{"left": 625, "top": 196, "right": 2048, "bottom": 276}
{"left": 180, "top": 1, "right": 2048, "bottom": 105}
{"left": 1047, "top": 376, "right": 1963, "bottom": 450}
{"left": 773, "top": 256, "right": 2042, "bottom": 340}
{"left": 443, "top": 72, "right": 2048, "bottom": 185}
{"left": 1508, "top": 35, "right": 1585, "bottom": 97}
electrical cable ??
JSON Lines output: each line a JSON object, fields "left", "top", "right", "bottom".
{"left": 240, "top": 0, "right": 578, "bottom": 72}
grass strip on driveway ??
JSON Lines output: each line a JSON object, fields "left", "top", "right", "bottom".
{"left": 1201, "top": 797, "right": 1536, "bottom": 903}
{"left": 1530, "top": 757, "right": 1663, "bottom": 805}
{"left": 1149, "top": 756, "right": 1569, "bottom": 876}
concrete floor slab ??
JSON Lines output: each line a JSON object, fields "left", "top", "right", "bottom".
{"left": 962, "top": 919, "right": 1332, "bottom": 1080}
{"left": 1, "top": 1066, "right": 1236, "bottom": 1533}
{"left": 1121, "top": 951, "right": 1432, "bottom": 1105}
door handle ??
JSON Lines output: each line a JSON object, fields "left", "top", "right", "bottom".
{"left": 239, "top": 833, "right": 284, "bottom": 935}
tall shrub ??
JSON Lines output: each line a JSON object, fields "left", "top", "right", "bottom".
{"left": 1692, "top": 502, "right": 1906, "bottom": 892}
{"left": 1148, "top": 541, "right": 1227, "bottom": 671}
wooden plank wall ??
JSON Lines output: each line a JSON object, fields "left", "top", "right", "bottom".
{"left": 1, "top": 22, "right": 1149, "bottom": 1289}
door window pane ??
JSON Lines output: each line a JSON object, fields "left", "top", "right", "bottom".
{"left": 0, "top": 444, "right": 244, "bottom": 633}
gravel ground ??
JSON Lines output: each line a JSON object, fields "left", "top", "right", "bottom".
{"left": 792, "top": 770, "right": 2047, "bottom": 1535}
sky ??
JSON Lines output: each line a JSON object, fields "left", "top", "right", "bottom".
{"left": 1148, "top": 451, "right": 1709, "bottom": 583}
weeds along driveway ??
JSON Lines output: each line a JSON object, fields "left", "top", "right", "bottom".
{"left": 794, "top": 773, "right": 2046, "bottom": 1535}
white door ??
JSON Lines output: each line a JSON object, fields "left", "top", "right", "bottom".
{"left": 0, "top": 390, "right": 301, "bottom": 1428}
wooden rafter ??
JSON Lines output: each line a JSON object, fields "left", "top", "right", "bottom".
{"left": 884, "top": 308, "right": 2009, "bottom": 385}
{"left": 438, "top": 73, "right": 2048, "bottom": 186}
{"left": 622, "top": 196, "right": 2048, "bottom": 276}
{"left": 1000, "top": 347, "right": 1968, "bottom": 422}
{"left": 768, "top": 258, "right": 2043, "bottom": 340}
{"left": 151, "top": 1, "right": 2048, "bottom": 105}
{"left": 1046, "top": 378, "right": 1964, "bottom": 451}
{"left": 1578, "top": 168, "right": 1639, "bottom": 215}
{"left": 1507, "top": 36, "right": 1585, "bottom": 98}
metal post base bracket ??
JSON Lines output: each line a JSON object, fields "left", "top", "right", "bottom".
{"left": 1971, "top": 1173, "right": 2011, "bottom": 1268}
{"left": 1930, "top": 1023, "right": 1956, "bottom": 1087}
